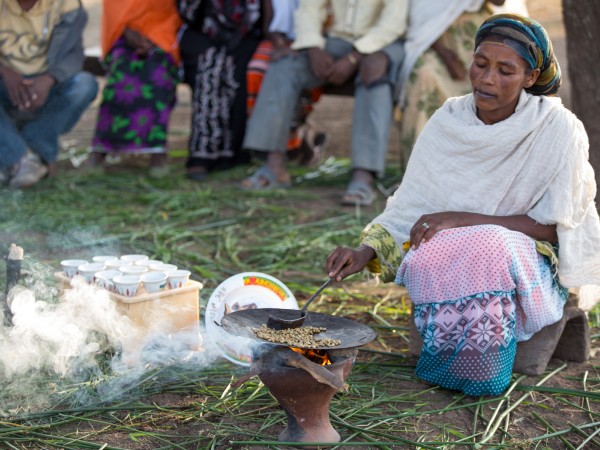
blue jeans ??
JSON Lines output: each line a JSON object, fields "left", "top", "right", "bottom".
{"left": 0, "top": 72, "right": 98, "bottom": 169}
{"left": 243, "top": 37, "right": 405, "bottom": 178}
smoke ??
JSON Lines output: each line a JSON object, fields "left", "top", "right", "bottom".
{"left": 0, "top": 274, "right": 222, "bottom": 416}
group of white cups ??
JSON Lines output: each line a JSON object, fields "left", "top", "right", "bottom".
{"left": 60, "top": 254, "right": 191, "bottom": 297}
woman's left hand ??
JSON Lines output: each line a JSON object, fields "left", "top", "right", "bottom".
{"left": 410, "top": 212, "right": 476, "bottom": 250}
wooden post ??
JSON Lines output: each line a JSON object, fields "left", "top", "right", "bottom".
{"left": 563, "top": 0, "right": 600, "bottom": 195}
{"left": 3, "top": 243, "right": 23, "bottom": 326}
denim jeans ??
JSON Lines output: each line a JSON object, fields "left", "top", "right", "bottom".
{"left": 243, "top": 37, "right": 405, "bottom": 178}
{"left": 0, "top": 72, "right": 98, "bottom": 169}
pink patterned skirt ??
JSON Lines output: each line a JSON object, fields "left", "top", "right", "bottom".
{"left": 396, "top": 225, "right": 567, "bottom": 395}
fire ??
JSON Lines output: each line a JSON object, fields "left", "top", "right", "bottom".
{"left": 290, "top": 347, "right": 331, "bottom": 365}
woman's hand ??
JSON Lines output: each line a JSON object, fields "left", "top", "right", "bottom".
{"left": 432, "top": 40, "right": 466, "bottom": 81}
{"left": 409, "top": 212, "right": 559, "bottom": 249}
{"left": 124, "top": 28, "right": 154, "bottom": 57}
{"left": 410, "top": 212, "right": 475, "bottom": 250}
{"left": 326, "top": 244, "right": 375, "bottom": 282}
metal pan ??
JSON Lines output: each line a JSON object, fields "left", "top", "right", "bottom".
{"left": 220, "top": 308, "right": 377, "bottom": 350}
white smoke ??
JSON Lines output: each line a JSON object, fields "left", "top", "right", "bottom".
{"left": 0, "top": 275, "right": 223, "bottom": 415}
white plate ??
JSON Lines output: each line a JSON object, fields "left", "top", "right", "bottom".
{"left": 205, "top": 272, "right": 298, "bottom": 366}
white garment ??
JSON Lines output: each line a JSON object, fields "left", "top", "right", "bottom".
{"left": 397, "top": 0, "right": 531, "bottom": 107}
{"left": 490, "top": 0, "right": 529, "bottom": 16}
{"left": 372, "top": 91, "right": 600, "bottom": 295}
{"left": 397, "top": 0, "right": 485, "bottom": 107}
{"left": 269, "top": 0, "right": 299, "bottom": 40}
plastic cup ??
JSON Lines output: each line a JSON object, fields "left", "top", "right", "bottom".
{"left": 77, "top": 262, "right": 106, "bottom": 283}
{"left": 113, "top": 275, "right": 141, "bottom": 297}
{"left": 92, "top": 255, "right": 119, "bottom": 263}
{"left": 105, "top": 259, "right": 131, "bottom": 270}
{"left": 149, "top": 263, "right": 177, "bottom": 272}
{"left": 134, "top": 259, "right": 162, "bottom": 268}
{"left": 166, "top": 270, "right": 191, "bottom": 289}
{"left": 120, "top": 265, "right": 148, "bottom": 275}
{"left": 121, "top": 254, "right": 149, "bottom": 263}
{"left": 60, "top": 259, "right": 88, "bottom": 278}
{"left": 141, "top": 271, "right": 167, "bottom": 293}
{"left": 94, "top": 269, "right": 121, "bottom": 291}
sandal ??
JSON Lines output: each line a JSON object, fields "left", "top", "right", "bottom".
{"left": 241, "top": 165, "right": 291, "bottom": 190}
{"left": 340, "top": 180, "right": 376, "bottom": 206}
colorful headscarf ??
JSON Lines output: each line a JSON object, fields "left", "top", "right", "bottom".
{"left": 474, "top": 14, "right": 561, "bottom": 96}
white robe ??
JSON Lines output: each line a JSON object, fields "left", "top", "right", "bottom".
{"left": 372, "top": 91, "right": 600, "bottom": 307}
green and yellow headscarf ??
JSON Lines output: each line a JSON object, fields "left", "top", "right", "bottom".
{"left": 475, "top": 14, "right": 562, "bottom": 96}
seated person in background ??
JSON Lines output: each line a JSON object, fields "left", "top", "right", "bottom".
{"left": 0, "top": 0, "right": 98, "bottom": 188}
{"left": 177, "top": 0, "right": 267, "bottom": 182}
{"left": 397, "top": 0, "right": 526, "bottom": 166}
{"left": 246, "top": 0, "right": 327, "bottom": 166}
{"left": 326, "top": 15, "right": 600, "bottom": 396}
{"left": 242, "top": 0, "right": 409, "bottom": 207}
{"left": 87, "top": 0, "right": 182, "bottom": 178}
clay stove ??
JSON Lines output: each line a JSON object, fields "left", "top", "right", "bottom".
{"left": 222, "top": 308, "right": 376, "bottom": 446}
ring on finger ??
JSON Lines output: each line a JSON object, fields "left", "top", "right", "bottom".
{"left": 421, "top": 222, "right": 430, "bottom": 229}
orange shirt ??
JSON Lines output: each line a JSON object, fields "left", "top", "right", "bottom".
{"left": 102, "top": 0, "right": 182, "bottom": 63}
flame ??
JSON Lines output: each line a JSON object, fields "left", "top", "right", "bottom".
{"left": 290, "top": 347, "right": 331, "bottom": 365}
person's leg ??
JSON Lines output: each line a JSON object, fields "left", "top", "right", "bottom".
{"left": 344, "top": 39, "right": 405, "bottom": 204}
{"left": 20, "top": 72, "right": 98, "bottom": 165}
{"left": 242, "top": 50, "right": 324, "bottom": 187}
{"left": 0, "top": 80, "right": 29, "bottom": 172}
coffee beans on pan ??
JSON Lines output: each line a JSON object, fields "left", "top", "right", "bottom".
{"left": 252, "top": 324, "right": 341, "bottom": 347}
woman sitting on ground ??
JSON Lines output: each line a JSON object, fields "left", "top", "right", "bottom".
{"left": 326, "top": 14, "right": 600, "bottom": 396}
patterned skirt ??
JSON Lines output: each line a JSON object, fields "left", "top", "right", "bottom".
{"left": 396, "top": 225, "right": 568, "bottom": 396}
{"left": 92, "top": 37, "right": 178, "bottom": 154}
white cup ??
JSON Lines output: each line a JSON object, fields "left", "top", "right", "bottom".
{"left": 113, "top": 275, "right": 141, "bottom": 297}
{"left": 94, "top": 269, "right": 121, "bottom": 291}
{"left": 149, "top": 263, "right": 177, "bottom": 272}
{"left": 77, "top": 262, "right": 106, "bottom": 283}
{"left": 166, "top": 270, "right": 191, "bottom": 289}
{"left": 121, "top": 254, "right": 149, "bottom": 263}
{"left": 134, "top": 259, "right": 162, "bottom": 268}
{"left": 105, "top": 259, "right": 131, "bottom": 270}
{"left": 92, "top": 255, "right": 119, "bottom": 263}
{"left": 61, "top": 259, "right": 88, "bottom": 278}
{"left": 120, "top": 265, "right": 148, "bottom": 275}
{"left": 141, "top": 271, "right": 167, "bottom": 293}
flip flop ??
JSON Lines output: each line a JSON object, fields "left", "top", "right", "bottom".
{"left": 241, "top": 165, "right": 291, "bottom": 190}
{"left": 340, "top": 180, "right": 376, "bottom": 206}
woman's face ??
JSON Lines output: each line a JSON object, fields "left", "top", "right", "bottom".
{"left": 469, "top": 41, "right": 540, "bottom": 124}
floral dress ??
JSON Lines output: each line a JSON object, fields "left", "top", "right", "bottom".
{"left": 91, "top": 37, "right": 179, "bottom": 154}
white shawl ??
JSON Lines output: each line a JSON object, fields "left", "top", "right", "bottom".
{"left": 397, "top": 0, "right": 485, "bottom": 106}
{"left": 372, "top": 91, "right": 600, "bottom": 296}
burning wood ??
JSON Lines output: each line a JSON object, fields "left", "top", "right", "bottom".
{"left": 290, "top": 347, "right": 331, "bottom": 365}
{"left": 3, "top": 243, "right": 23, "bottom": 326}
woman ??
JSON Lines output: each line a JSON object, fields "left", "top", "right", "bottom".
{"left": 397, "top": 0, "right": 527, "bottom": 166}
{"left": 327, "top": 14, "right": 600, "bottom": 396}
{"left": 177, "top": 0, "right": 265, "bottom": 181}
{"left": 89, "top": 0, "right": 182, "bottom": 176}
